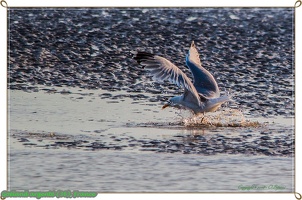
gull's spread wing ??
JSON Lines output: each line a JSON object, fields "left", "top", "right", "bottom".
{"left": 186, "top": 41, "right": 220, "bottom": 98}
{"left": 132, "top": 51, "right": 205, "bottom": 105}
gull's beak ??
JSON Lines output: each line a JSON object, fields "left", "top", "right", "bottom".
{"left": 162, "top": 104, "right": 170, "bottom": 110}
{"left": 162, "top": 100, "right": 172, "bottom": 110}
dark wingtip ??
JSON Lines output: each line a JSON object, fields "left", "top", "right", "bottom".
{"left": 132, "top": 51, "right": 155, "bottom": 64}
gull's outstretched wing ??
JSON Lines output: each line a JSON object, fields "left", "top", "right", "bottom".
{"left": 132, "top": 51, "right": 206, "bottom": 105}
{"left": 186, "top": 41, "right": 220, "bottom": 98}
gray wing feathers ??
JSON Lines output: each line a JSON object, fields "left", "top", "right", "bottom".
{"left": 132, "top": 51, "right": 202, "bottom": 105}
{"left": 186, "top": 41, "right": 220, "bottom": 98}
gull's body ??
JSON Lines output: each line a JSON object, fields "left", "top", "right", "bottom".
{"left": 132, "top": 41, "right": 230, "bottom": 115}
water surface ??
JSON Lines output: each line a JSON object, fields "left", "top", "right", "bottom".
{"left": 8, "top": 88, "right": 294, "bottom": 192}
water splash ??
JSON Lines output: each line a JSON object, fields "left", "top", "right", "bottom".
{"left": 130, "top": 108, "right": 261, "bottom": 128}
{"left": 181, "top": 108, "right": 261, "bottom": 128}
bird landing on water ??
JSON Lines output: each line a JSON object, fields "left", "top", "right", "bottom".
{"left": 132, "top": 41, "right": 231, "bottom": 115}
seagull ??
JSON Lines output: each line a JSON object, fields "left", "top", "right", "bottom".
{"left": 132, "top": 41, "right": 231, "bottom": 116}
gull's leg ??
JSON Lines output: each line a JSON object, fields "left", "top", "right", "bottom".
{"left": 200, "top": 112, "right": 205, "bottom": 123}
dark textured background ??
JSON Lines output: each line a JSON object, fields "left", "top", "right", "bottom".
{"left": 8, "top": 8, "right": 294, "bottom": 117}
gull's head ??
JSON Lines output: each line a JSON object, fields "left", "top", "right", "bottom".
{"left": 162, "top": 96, "right": 182, "bottom": 110}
